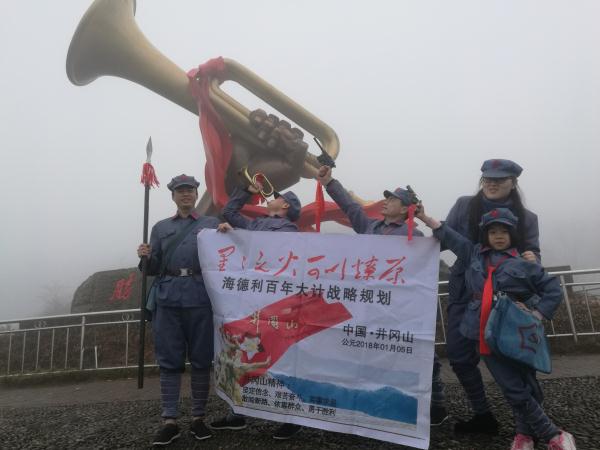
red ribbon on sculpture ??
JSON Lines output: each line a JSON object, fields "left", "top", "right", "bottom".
{"left": 187, "top": 57, "right": 231, "bottom": 208}
{"left": 188, "top": 58, "right": 385, "bottom": 231}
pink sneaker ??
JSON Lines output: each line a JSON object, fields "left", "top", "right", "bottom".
{"left": 547, "top": 431, "right": 576, "bottom": 450}
{"left": 511, "top": 433, "right": 534, "bottom": 450}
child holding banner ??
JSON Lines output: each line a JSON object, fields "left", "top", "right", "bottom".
{"left": 213, "top": 182, "right": 304, "bottom": 440}
{"left": 416, "top": 206, "right": 576, "bottom": 450}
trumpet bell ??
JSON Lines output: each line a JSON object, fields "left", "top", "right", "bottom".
{"left": 66, "top": 0, "right": 339, "bottom": 178}
{"left": 66, "top": 0, "right": 197, "bottom": 113}
{"left": 238, "top": 166, "right": 275, "bottom": 199}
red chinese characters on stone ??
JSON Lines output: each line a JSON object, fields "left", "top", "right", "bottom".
{"left": 110, "top": 273, "right": 135, "bottom": 302}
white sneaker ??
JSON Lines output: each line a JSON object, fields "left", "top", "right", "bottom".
{"left": 547, "top": 431, "right": 576, "bottom": 450}
{"left": 511, "top": 433, "right": 534, "bottom": 450}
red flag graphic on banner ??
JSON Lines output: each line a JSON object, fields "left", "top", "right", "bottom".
{"left": 222, "top": 293, "right": 352, "bottom": 386}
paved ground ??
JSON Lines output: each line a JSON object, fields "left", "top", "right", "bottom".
{"left": 1, "top": 355, "right": 599, "bottom": 449}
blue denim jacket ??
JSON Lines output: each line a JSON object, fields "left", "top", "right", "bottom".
{"left": 222, "top": 188, "right": 298, "bottom": 232}
{"left": 434, "top": 223, "right": 561, "bottom": 340}
{"left": 325, "top": 179, "right": 423, "bottom": 237}
{"left": 145, "top": 212, "right": 220, "bottom": 308}
{"left": 445, "top": 195, "right": 540, "bottom": 305}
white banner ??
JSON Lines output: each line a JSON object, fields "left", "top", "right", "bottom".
{"left": 198, "top": 229, "right": 440, "bottom": 449}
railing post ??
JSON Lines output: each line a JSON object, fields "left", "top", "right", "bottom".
{"left": 21, "top": 332, "right": 26, "bottom": 373}
{"left": 7, "top": 333, "right": 12, "bottom": 375}
{"left": 79, "top": 316, "right": 86, "bottom": 370}
{"left": 583, "top": 289, "right": 595, "bottom": 332}
{"left": 560, "top": 275, "right": 578, "bottom": 343}
{"left": 35, "top": 329, "right": 41, "bottom": 371}
{"left": 125, "top": 322, "right": 129, "bottom": 367}
{"left": 50, "top": 328, "right": 55, "bottom": 371}
{"left": 65, "top": 327, "right": 70, "bottom": 369}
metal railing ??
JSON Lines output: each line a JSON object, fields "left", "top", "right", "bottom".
{"left": 1, "top": 268, "right": 599, "bottom": 377}
{"left": 434, "top": 268, "right": 600, "bottom": 345}
{"left": 0, "top": 309, "right": 152, "bottom": 377}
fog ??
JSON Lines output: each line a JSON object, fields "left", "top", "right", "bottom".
{"left": 1, "top": 0, "right": 599, "bottom": 320}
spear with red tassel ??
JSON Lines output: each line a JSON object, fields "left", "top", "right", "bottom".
{"left": 138, "top": 137, "right": 159, "bottom": 389}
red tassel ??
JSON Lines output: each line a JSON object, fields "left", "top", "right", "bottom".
{"left": 406, "top": 204, "right": 417, "bottom": 241}
{"left": 140, "top": 162, "right": 160, "bottom": 188}
{"left": 315, "top": 181, "right": 325, "bottom": 232}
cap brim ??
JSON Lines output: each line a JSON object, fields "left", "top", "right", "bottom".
{"left": 481, "top": 218, "right": 516, "bottom": 228}
{"left": 171, "top": 183, "right": 197, "bottom": 190}
{"left": 273, "top": 192, "right": 281, "bottom": 198}
{"left": 482, "top": 169, "right": 512, "bottom": 178}
{"left": 383, "top": 190, "right": 396, "bottom": 199}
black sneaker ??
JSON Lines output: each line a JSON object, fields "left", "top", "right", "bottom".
{"left": 190, "top": 419, "right": 212, "bottom": 441}
{"left": 272, "top": 423, "right": 301, "bottom": 440}
{"left": 152, "top": 423, "right": 181, "bottom": 446}
{"left": 210, "top": 414, "right": 247, "bottom": 430}
{"left": 454, "top": 411, "right": 499, "bottom": 435}
{"left": 430, "top": 405, "right": 449, "bottom": 426}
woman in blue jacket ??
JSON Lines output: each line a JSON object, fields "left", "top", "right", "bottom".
{"left": 445, "top": 159, "right": 540, "bottom": 434}
{"left": 417, "top": 206, "right": 576, "bottom": 450}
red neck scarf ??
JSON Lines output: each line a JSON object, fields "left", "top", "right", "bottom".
{"left": 479, "top": 255, "right": 509, "bottom": 355}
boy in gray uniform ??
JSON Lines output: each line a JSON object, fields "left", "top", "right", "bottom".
{"left": 221, "top": 185, "right": 301, "bottom": 231}
{"left": 211, "top": 182, "right": 303, "bottom": 440}
{"left": 316, "top": 165, "right": 448, "bottom": 426}
{"left": 137, "top": 174, "right": 219, "bottom": 446}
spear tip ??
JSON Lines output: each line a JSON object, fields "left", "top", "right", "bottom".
{"left": 146, "top": 137, "right": 153, "bottom": 163}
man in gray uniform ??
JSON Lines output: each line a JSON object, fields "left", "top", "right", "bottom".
{"left": 210, "top": 181, "right": 303, "bottom": 440}
{"left": 137, "top": 174, "right": 220, "bottom": 446}
{"left": 316, "top": 165, "right": 448, "bottom": 426}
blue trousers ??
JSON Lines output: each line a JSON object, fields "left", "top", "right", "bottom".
{"left": 446, "top": 301, "right": 490, "bottom": 414}
{"left": 431, "top": 353, "right": 445, "bottom": 408}
{"left": 483, "top": 353, "right": 559, "bottom": 441}
{"left": 152, "top": 305, "right": 214, "bottom": 371}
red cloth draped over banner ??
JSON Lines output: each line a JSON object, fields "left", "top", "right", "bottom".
{"left": 187, "top": 57, "right": 384, "bottom": 231}
{"left": 223, "top": 293, "right": 352, "bottom": 386}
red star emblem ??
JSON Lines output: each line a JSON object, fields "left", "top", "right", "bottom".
{"left": 518, "top": 323, "right": 540, "bottom": 353}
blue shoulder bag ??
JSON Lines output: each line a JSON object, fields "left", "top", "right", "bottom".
{"left": 484, "top": 293, "right": 552, "bottom": 374}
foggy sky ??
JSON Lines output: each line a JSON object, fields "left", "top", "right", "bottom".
{"left": 1, "top": 0, "right": 599, "bottom": 320}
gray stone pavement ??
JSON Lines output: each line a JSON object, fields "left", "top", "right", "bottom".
{"left": 1, "top": 355, "right": 599, "bottom": 449}
{"left": 1, "top": 354, "right": 598, "bottom": 408}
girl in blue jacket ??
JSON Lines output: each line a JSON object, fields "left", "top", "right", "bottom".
{"left": 417, "top": 206, "right": 576, "bottom": 450}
